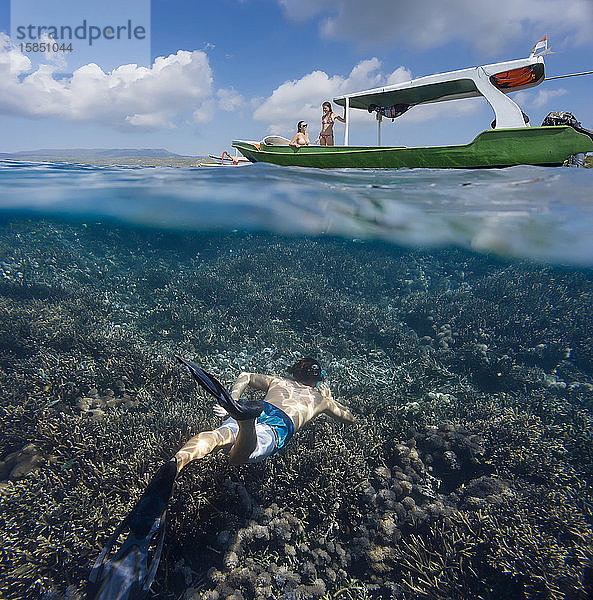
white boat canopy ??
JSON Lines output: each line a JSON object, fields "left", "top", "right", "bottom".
{"left": 334, "top": 56, "right": 545, "bottom": 144}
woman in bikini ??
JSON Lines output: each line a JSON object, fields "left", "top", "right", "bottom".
{"left": 315, "top": 101, "right": 346, "bottom": 146}
{"left": 290, "top": 121, "right": 310, "bottom": 147}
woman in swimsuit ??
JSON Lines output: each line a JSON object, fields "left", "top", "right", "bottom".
{"left": 315, "top": 101, "right": 346, "bottom": 146}
{"left": 290, "top": 121, "right": 310, "bottom": 147}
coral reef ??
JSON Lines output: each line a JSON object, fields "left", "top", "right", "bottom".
{"left": 0, "top": 220, "right": 592, "bottom": 600}
{"left": 0, "top": 443, "right": 45, "bottom": 481}
{"left": 76, "top": 385, "right": 138, "bottom": 419}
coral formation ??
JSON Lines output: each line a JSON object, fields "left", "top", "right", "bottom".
{"left": 0, "top": 443, "right": 45, "bottom": 481}
{"left": 0, "top": 220, "right": 592, "bottom": 600}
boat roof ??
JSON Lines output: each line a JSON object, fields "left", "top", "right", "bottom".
{"left": 334, "top": 56, "right": 545, "bottom": 110}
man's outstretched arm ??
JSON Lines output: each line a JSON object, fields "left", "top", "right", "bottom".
{"left": 324, "top": 397, "right": 356, "bottom": 423}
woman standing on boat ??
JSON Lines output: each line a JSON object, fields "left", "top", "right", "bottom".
{"left": 315, "top": 101, "right": 346, "bottom": 146}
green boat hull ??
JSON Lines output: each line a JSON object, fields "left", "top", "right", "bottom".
{"left": 232, "top": 126, "right": 593, "bottom": 169}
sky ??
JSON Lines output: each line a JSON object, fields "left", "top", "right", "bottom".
{"left": 0, "top": 0, "right": 592, "bottom": 156}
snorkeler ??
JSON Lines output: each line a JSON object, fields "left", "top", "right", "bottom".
{"left": 87, "top": 356, "right": 355, "bottom": 600}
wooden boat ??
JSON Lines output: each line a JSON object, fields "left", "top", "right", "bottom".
{"left": 232, "top": 54, "right": 593, "bottom": 169}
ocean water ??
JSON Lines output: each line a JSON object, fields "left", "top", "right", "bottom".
{"left": 1, "top": 160, "right": 593, "bottom": 264}
{"left": 0, "top": 160, "right": 592, "bottom": 600}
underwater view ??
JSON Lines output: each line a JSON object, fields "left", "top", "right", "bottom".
{"left": 1, "top": 160, "right": 593, "bottom": 600}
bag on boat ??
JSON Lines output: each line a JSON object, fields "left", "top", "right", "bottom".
{"left": 367, "top": 103, "right": 410, "bottom": 120}
{"left": 542, "top": 111, "right": 593, "bottom": 141}
{"left": 542, "top": 111, "right": 581, "bottom": 128}
{"left": 542, "top": 111, "right": 592, "bottom": 168}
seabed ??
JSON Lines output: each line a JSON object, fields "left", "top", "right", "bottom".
{"left": 1, "top": 220, "right": 592, "bottom": 600}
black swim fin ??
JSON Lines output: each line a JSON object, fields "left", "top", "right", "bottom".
{"left": 87, "top": 459, "right": 177, "bottom": 600}
{"left": 175, "top": 356, "right": 262, "bottom": 420}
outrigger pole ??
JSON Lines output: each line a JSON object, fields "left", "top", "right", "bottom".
{"left": 546, "top": 70, "right": 593, "bottom": 80}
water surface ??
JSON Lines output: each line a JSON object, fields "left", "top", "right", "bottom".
{"left": 0, "top": 160, "right": 592, "bottom": 600}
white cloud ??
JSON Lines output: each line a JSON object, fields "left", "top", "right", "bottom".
{"left": 278, "top": 0, "right": 593, "bottom": 53}
{"left": 253, "top": 58, "right": 413, "bottom": 134}
{"left": 514, "top": 88, "right": 568, "bottom": 109}
{"left": 217, "top": 87, "right": 245, "bottom": 112}
{"left": 192, "top": 100, "right": 217, "bottom": 124}
{"left": 386, "top": 67, "right": 412, "bottom": 86}
{"left": 0, "top": 32, "right": 216, "bottom": 129}
{"left": 39, "top": 33, "right": 68, "bottom": 71}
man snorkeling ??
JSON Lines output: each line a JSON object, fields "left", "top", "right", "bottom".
{"left": 87, "top": 356, "right": 355, "bottom": 600}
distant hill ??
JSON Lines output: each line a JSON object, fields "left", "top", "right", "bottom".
{"left": 0, "top": 148, "right": 189, "bottom": 158}
{"left": 0, "top": 148, "right": 206, "bottom": 167}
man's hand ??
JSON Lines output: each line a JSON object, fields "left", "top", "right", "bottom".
{"left": 326, "top": 397, "right": 356, "bottom": 423}
{"left": 213, "top": 404, "right": 228, "bottom": 418}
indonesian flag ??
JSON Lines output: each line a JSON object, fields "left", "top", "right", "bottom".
{"left": 531, "top": 35, "right": 548, "bottom": 56}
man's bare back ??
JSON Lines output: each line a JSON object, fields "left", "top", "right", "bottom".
{"left": 230, "top": 372, "right": 355, "bottom": 431}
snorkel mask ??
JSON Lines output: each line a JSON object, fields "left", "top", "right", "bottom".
{"left": 288, "top": 358, "right": 325, "bottom": 386}
{"left": 308, "top": 364, "right": 326, "bottom": 387}
{"left": 316, "top": 369, "right": 326, "bottom": 388}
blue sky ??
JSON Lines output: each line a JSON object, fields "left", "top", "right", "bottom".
{"left": 0, "top": 0, "right": 591, "bottom": 155}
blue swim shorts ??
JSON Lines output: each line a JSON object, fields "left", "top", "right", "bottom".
{"left": 222, "top": 401, "right": 295, "bottom": 463}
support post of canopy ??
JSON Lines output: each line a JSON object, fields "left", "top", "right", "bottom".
{"left": 377, "top": 113, "right": 382, "bottom": 146}
{"left": 474, "top": 67, "right": 528, "bottom": 128}
{"left": 344, "top": 97, "right": 350, "bottom": 146}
